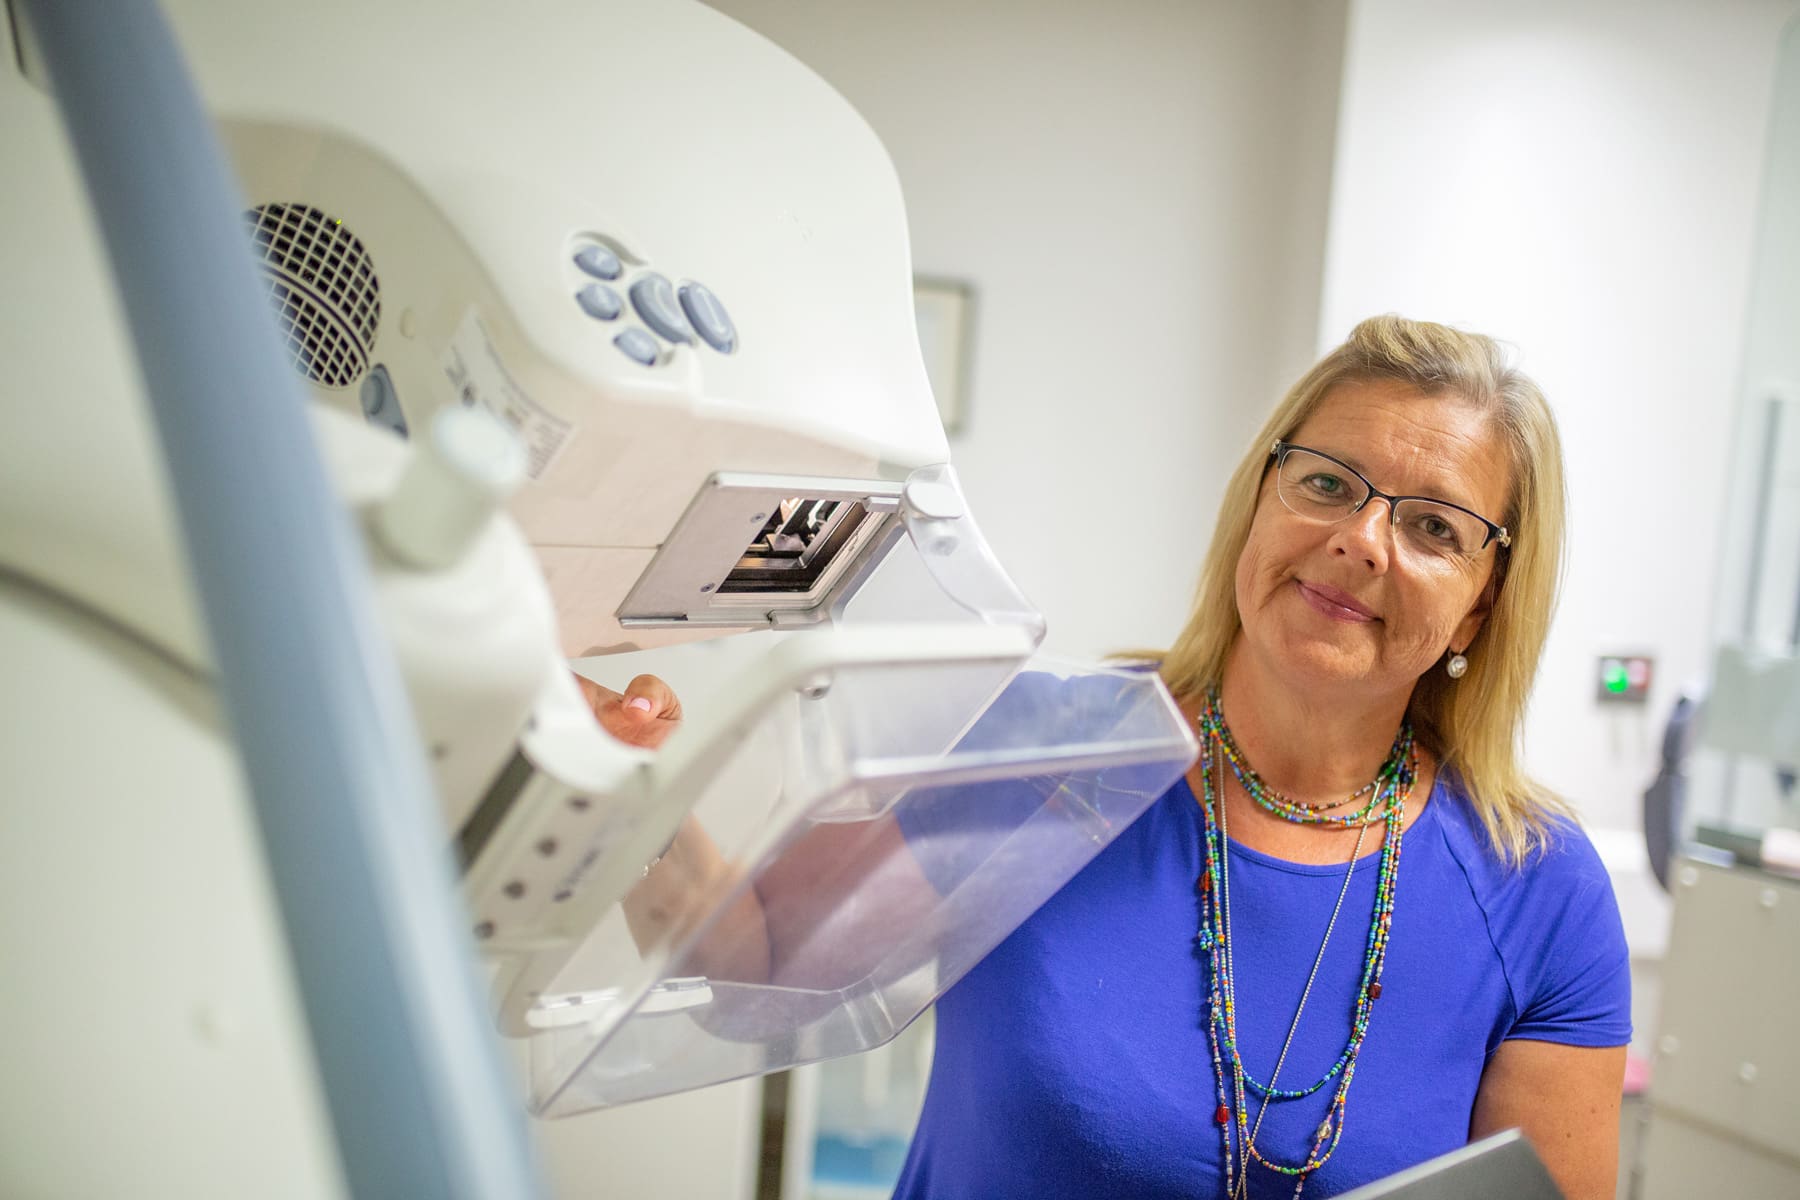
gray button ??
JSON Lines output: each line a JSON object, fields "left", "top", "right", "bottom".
{"left": 575, "top": 283, "right": 622, "bottom": 321}
{"left": 614, "top": 327, "right": 660, "bottom": 366}
{"left": 359, "top": 364, "right": 409, "bottom": 438}
{"left": 678, "top": 281, "right": 737, "bottom": 353}
{"left": 574, "top": 244, "right": 622, "bottom": 280}
{"left": 629, "top": 273, "right": 694, "bottom": 344}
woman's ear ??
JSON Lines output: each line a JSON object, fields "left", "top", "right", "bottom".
{"left": 1451, "top": 571, "right": 1500, "bottom": 653}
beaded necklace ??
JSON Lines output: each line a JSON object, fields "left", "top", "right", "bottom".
{"left": 1193, "top": 690, "right": 1415, "bottom": 1199}
{"left": 1207, "top": 703, "right": 1413, "bottom": 827}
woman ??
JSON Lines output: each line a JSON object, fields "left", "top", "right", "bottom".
{"left": 590, "top": 316, "right": 1631, "bottom": 1199}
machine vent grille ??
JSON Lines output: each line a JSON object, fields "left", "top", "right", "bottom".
{"left": 243, "top": 203, "right": 381, "bottom": 388}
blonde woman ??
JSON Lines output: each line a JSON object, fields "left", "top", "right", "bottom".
{"left": 890, "top": 315, "right": 1626, "bottom": 1200}
{"left": 598, "top": 316, "right": 1630, "bottom": 1199}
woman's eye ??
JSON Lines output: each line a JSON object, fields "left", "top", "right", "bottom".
{"left": 1303, "top": 472, "right": 1347, "bottom": 497}
{"left": 1416, "top": 514, "right": 1459, "bottom": 545}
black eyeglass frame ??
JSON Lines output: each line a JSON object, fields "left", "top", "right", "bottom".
{"left": 1268, "top": 440, "right": 1512, "bottom": 551}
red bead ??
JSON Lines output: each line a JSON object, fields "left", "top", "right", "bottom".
{"left": 1197, "top": 873, "right": 1212, "bottom": 894}
{"left": 1214, "top": 1105, "right": 1231, "bottom": 1125}
{"left": 1368, "top": 981, "right": 1383, "bottom": 1000}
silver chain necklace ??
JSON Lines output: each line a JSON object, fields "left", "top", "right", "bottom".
{"left": 1216, "top": 745, "right": 1372, "bottom": 1200}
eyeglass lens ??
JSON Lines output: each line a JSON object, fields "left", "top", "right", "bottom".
{"left": 1274, "top": 447, "right": 1488, "bottom": 559}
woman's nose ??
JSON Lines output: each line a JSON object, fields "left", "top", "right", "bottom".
{"left": 1329, "top": 496, "right": 1395, "bottom": 570}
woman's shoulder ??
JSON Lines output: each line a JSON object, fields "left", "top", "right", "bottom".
{"left": 1429, "top": 779, "right": 1632, "bottom": 1043}
{"left": 1428, "top": 775, "right": 1613, "bottom": 905}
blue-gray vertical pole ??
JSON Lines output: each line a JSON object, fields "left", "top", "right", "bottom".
{"left": 19, "top": 2, "right": 549, "bottom": 1196}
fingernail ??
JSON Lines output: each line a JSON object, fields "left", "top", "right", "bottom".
{"left": 627, "top": 697, "right": 653, "bottom": 713}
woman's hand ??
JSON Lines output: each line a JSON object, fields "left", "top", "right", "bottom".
{"left": 575, "top": 672, "right": 683, "bottom": 750}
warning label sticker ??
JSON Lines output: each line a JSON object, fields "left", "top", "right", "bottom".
{"left": 442, "top": 310, "right": 573, "bottom": 480}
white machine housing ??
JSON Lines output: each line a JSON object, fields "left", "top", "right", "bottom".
{"left": 200, "top": 0, "right": 950, "bottom": 658}
{"left": 5, "top": 0, "right": 953, "bottom": 667}
{"left": 3, "top": 0, "right": 1058, "bottom": 1036}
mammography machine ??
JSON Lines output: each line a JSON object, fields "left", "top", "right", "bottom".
{"left": 0, "top": 1, "right": 1195, "bottom": 1195}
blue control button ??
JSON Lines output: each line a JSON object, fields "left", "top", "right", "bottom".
{"left": 613, "top": 327, "right": 660, "bottom": 366}
{"left": 574, "top": 244, "right": 623, "bottom": 280}
{"left": 629, "top": 273, "right": 694, "bottom": 344}
{"left": 575, "top": 283, "right": 622, "bottom": 321}
{"left": 678, "top": 281, "right": 737, "bottom": 353}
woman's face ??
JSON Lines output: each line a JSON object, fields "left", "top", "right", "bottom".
{"left": 1233, "top": 378, "right": 1513, "bottom": 703}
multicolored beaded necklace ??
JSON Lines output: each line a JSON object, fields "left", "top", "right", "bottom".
{"left": 1193, "top": 690, "right": 1416, "bottom": 1199}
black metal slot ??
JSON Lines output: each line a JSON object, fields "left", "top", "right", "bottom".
{"left": 456, "top": 748, "right": 536, "bottom": 872}
{"left": 718, "top": 498, "right": 867, "bottom": 594}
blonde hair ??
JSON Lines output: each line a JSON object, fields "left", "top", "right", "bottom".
{"left": 1158, "top": 315, "right": 1572, "bottom": 863}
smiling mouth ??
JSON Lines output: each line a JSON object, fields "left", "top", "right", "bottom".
{"left": 1295, "top": 580, "right": 1377, "bottom": 622}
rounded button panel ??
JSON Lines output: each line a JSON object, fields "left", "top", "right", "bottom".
{"left": 678, "top": 281, "right": 737, "bottom": 353}
{"left": 629, "top": 273, "right": 695, "bottom": 345}
{"left": 568, "top": 236, "right": 737, "bottom": 366}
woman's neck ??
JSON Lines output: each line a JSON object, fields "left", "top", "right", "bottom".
{"left": 1212, "top": 638, "right": 1413, "bottom": 805}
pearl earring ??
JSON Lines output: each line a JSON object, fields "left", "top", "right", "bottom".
{"left": 1446, "top": 652, "right": 1469, "bottom": 679}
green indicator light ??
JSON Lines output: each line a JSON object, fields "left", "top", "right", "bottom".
{"left": 1603, "top": 662, "right": 1630, "bottom": 694}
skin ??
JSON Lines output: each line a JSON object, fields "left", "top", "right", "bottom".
{"left": 1192, "top": 378, "right": 1621, "bottom": 1198}
{"left": 1472, "top": 1038, "right": 1626, "bottom": 1200}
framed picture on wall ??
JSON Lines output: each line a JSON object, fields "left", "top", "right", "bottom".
{"left": 913, "top": 276, "right": 975, "bottom": 436}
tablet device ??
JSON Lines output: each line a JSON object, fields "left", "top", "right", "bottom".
{"left": 1333, "top": 1129, "right": 1564, "bottom": 1200}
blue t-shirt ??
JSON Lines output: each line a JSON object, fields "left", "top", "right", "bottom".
{"left": 892, "top": 773, "right": 1631, "bottom": 1199}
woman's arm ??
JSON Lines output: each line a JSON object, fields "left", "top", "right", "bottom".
{"left": 576, "top": 672, "right": 774, "bottom": 983}
{"left": 1469, "top": 1038, "right": 1625, "bottom": 1200}
{"left": 576, "top": 672, "right": 939, "bottom": 990}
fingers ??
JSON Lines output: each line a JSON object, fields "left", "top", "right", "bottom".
{"left": 573, "top": 672, "right": 620, "bottom": 715}
{"left": 621, "top": 674, "right": 683, "bottom": 723}
{"left": 574, "top": 671, "right": 683, "bottom": 750}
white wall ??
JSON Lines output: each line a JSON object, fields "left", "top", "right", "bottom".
{"left": 1320, "top": 0, "right": 1800, "bottom": 840}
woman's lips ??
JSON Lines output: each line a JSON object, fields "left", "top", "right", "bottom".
{"left": 1295, "top": 580, "right": 1377, "bottom": 622}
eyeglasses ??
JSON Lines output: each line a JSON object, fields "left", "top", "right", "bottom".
{"left": 1269, "top": 441, "right": 1511, "bottom": 562}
